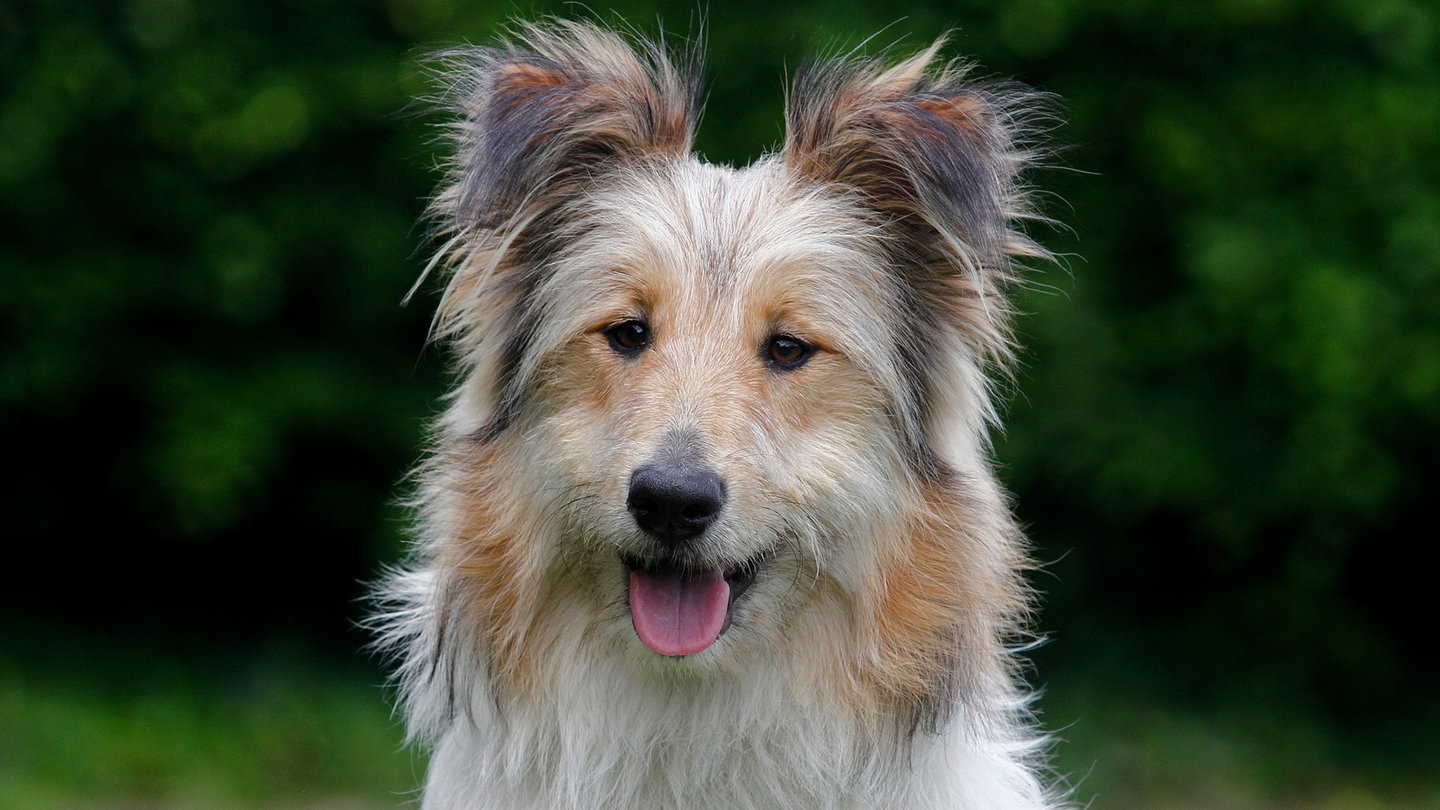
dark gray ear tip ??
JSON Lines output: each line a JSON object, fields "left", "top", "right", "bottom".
{"left": 781, "top": 42, "right": 1042, "bottom": 233}
{"left": 434, "top": 20, "right": 703, "bottom": 231}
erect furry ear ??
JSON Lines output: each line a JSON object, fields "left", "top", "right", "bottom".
{"left": 433, "top": 19, "right": 701, "bottom": 232}
{"left": 784, "top": 40, "right": 1052, "bottom": 363}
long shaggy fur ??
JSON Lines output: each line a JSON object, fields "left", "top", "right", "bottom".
{"left": 374, "top": 19, "right": 1063, "bottom": 809}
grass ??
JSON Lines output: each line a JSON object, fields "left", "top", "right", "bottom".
{"left": 1039, "top": 662, "right": 1440, "bottom": 810}
{"left": 0, "top": 639, "right": 423, "bottom": 810}
{"left": 2, "top": 636, "right": 1436, "bottom": 809}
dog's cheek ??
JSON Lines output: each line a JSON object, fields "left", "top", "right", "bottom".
{"left": 532, "top": 338, "right": 647, "bottom": 500}
{"left": 757, "top": 358, "right": 905, "bottom": 511}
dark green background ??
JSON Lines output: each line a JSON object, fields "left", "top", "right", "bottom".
{"left": 3, "top": 0, "right": 1437, "bottom": 806}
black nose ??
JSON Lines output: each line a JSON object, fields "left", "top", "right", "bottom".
{"left": 626, "top": 461, "right": 726, "bottom": 543}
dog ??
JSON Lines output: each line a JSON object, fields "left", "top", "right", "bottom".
{"left": 374, "top": 19, "right": 1062, "bottom": 809}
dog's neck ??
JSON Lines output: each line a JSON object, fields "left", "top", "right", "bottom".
{"left": 416, "top": 643, "right": 1047, "bottom": 810}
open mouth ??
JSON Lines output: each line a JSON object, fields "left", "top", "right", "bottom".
{"left": 622, "top": 552, "right": 765, "bottom": 657}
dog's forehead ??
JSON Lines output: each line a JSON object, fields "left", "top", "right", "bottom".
{"left": 576, "top": 158, "right": 893, "bottom": 308}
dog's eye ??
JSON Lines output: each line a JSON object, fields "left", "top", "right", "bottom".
{"left": 764, "top": 334, "right": 813, "bottom": 370}
{"left": 604, "top": 319, "right": 651, "bottom": 355}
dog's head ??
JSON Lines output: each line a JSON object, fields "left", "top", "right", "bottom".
{"left": 414, "top": 20, "right": 1047, "bottom": 726}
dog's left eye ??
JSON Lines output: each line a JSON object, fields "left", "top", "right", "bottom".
{"left": 764, "top": 334, "right": 814, "bottom": 370}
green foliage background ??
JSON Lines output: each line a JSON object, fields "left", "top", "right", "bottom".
{"left": 3, "top": 0, "right": 1437, "bottom": 806}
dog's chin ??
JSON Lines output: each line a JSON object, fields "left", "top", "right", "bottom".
{"left": 620, "top": 549, "right": 768, "bottom": 658}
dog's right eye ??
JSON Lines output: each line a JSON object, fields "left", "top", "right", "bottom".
{"left": 604, "top": 319, "right": 651, "bottom": 355}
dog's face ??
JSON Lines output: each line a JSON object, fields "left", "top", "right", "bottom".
{"left": 418, "top": 22, "right": 1043, "bottom": 719}
{"left": 522, "top": 161, "right": 917, "bottom": 663}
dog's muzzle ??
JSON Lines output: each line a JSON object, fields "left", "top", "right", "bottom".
{"left": 623, "top": 459, "right": 753, "bottom": 657}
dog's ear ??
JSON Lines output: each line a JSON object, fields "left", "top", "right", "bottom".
{"left": 436, "top": 20, "right": 701, "bottom": 230}
{"left": 784, "top": 41, "right": 1051, "bottom": 360}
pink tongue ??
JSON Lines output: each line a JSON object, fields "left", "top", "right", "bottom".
{"left": 628, "top": 567, "right": 730, "bottom": 656}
